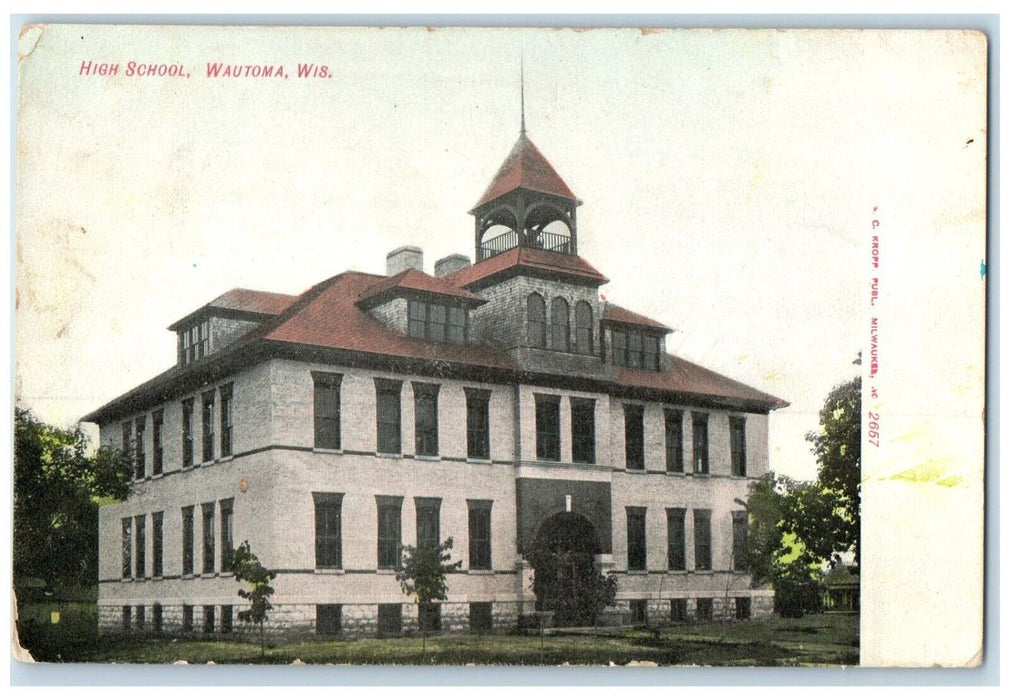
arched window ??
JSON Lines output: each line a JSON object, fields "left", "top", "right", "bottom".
{"left": 575, "top": 301, "right": 594, "bottom": 355}
{"left": 527, "top": 293, "right": 546, "bottom": 348}
{"left": 551, "top": 297, "right": 570, "bottom": 352}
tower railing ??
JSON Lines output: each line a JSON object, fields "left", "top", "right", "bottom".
{"left": 478, "top": 230, "right": 572, "bottom": 262}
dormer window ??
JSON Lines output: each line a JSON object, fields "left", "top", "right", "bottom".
{"left": 408, "top": 300, "right": 467, "bottom": 343}
{"left": 181, "top": 321, "right": 209, "bottom": 365}
{"left": 611, "top": 329, "right": 661, "bottom": 370}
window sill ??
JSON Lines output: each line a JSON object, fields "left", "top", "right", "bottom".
{"left": 691, "top": 472, "right": 711, "bottom": 478}
{"left": 466, "top": 457, "right": 492, "bottom": 465}
{"left": 314, "top": 568, "right": 344, "bottom": 575}
{"left": 376, "top": 452, "right": 403, "bottom": 459}
{"left": 151, "top": 472, "right": 165, "bottom": 480}
{"left": 665, "top": 471, "right": 686, "bottom": 477}
{"left": 313, "top": 448, "right": 343, "bottom": 455}
{"left": 200, "top": 460, "right": 215, "bottom": 468}
{"left": 200, "top": 572, "right": 219, "bottom": 579}
{"left": 624, "top": 468, "right": 647, "bottom": 474}
{"left": 219, "top": 455, "right": 234, "bottom": 463}
{"left": 376, "top": 568, "right": 399, "bottom": 575}
{"left": 414, "top": 454, "right": 441, "bottom": 462}
{"left": 626, "top": 569, "right": 648, "bottom": 575}
{"left": 467, "top": 569, "right": 493, "bottom": 575}
{"left": 693, "top": 570, "right": 714, "bottom": 575}
{"left": 181, "top": 573, "right": 196, "bottom": 580}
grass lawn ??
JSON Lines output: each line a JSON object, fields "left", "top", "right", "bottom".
{"left": 17, "top": 609, "right": 858, "bottom": 666}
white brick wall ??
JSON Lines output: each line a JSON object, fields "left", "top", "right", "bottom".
{"left": 98, "top": 352, "right": 774, "bottom": 637}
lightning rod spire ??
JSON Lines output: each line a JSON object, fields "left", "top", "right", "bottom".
{"left": 520, "top": 56, "right": 526, "bottom": 136}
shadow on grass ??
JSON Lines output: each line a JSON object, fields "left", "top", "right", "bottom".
{"left": 17, "top": 613, "right": 859, "bottom": 667}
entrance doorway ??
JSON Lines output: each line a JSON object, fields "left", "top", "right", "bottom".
{"left": 530, "top": 512, "right": 602, "bottom": 627}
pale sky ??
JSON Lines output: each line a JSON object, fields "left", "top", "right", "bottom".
{"left": 15, "top": 26, "right": 985, "bottom": 482}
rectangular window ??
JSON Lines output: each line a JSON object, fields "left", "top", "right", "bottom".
{"left": 408, "top": 301, "right": 465, "bottom": 342}
{"left": 121, "top": 421, "right": 132, "bottom": 457}
{"left": 694, "top": 509, "right": 712, "bottom": 571}
{"left": 316, "top": 604, "right": 342, "bottom": 635}
{"left": 626, "top": 507, "right": 647, "bottom": 571}
{"left": 152, "top": 512, "right": 164, "bottom": 578}
{"left": 696, "top": 598, "right": 713, "bottom": 621}
{"left": 134, "top": 416, "right": 146, "bottom": 479}
{"left": 134, "top": 514, "right": 146, "bottom": 579}
{"left": 447, "top": 306, "right": 467, "bottom": 342}
{"left": 534, "top": 394, "right": 560, "bottom": 462}
{"left": 182, "top": 604, "right": 193, "bottom": 632}
{"left": 314, "top": 492, "right": 343, "bottom": 569}
{"left": 375, "top": 379, "right": 402, "bottom": 454}
{"left": 201, "top": 391, "right": 215, "bottom": 462}
{"left": 643, "top": 336, "right": 660, "bottom": 370}
{"left": 730, "top": 416, "right": 747, "bottom": 476}
{"left": 419, "top": 603, "right": 441, "bottom": 632}
{"left": 664, "top": 409, "right": 684, "bottom": 473}
{"left": 221, "top": 605, "right": 233, "bottom": 634}
{"left": 220, "top": 499, "right": 234, "bottom": 572}
{"left": 152, "top": 603, "right": 163, "bottom": 634}
{"left": 467, "top": 500, "right": 492, "bottom": 570}
{"left": 415, "top": 497, "right": 441, "bottom": 552}
{"left": 152, "top": 409, "right": 163, "bottom": 475}
{"left": 692, "top": 413, "right": 709, "bottom": 474}
{"left": 470, "top": 602, "right": 493, "bottom": 632}
{"left": 181, "top": 506, "right": 194, "bottom": 575}
{"left": 627, "top": 332, "right": 642, "bottom": 369}
{"left": 428, "top": 304, "right": 446, "bottom": 342}
{"left": 570, "top": 398, "right": 596, "bottom": 464}
{"left": 136, "top": 605, "right": 145, "bottom": 631}
{"left": 736, "top": 597, "right": 751, "bottom": 620}
{"left": 612, "top": 330, "right": 628, "bottom": 366}
{"left": 122, "top": 605, "right": 131, "bottom": 631}
{"left": 377, "top": 604, "right": 402, "bottom": 636}
{"left": 182, "top": 399, "right": 194, "bottom": 468}
{"left": 313, "top": 372, "right": 343, "bottom": 450}
{"left": 202, "top": 502, "right": 215, "bottom": 574}
{"left": 666, "top": 508, "right": 686, "bottom": 571}
{"left": 408, "top": 300, "right": 426, "bottom": 338}
{"left": 376, "top": 496, "right": 403, "bottom": 569}
{"left": 203, "top": 606, "right": 215, "bottom": 634}
{"left": 465, "top": 388, "right": 490, "bottom": 460}
{"left": 630, "top": 600, "right": 647, "bottom": 625}
{"left": 413, "top": 382, "right": 440, "bottom": 457}
{"left": 624, "top": 404, "right": 645, "bottom": 470}
{"left": 732, "top": 511, "right": 749, "bottom": 572}
{"left": 121, "top": 517, "right": 132, "bottom": 579}
{"left": 670, "top": 599, "right": 687, "bottom": 623}
{"left": 220, "top": 384, "right": 233, "bottom": 458}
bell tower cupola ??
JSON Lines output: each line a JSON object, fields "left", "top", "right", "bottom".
{"left": 469, "top": 77, "right": 582, "bottom": 262}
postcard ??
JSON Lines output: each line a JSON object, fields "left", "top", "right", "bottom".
{"left": 13, "top": 24, "right": 987, "bottom": 670}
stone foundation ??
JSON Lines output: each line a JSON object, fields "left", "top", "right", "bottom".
{"left": 99, "top": 593, "right": 772, "bottom": 639}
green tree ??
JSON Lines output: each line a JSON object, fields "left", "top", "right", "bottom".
{"left": 396, "top": 538, "right": 462, "bottom": 654}
{"left": 232, "top": 540, "right": 276, "bottom": 658}
{"left": 798, "top": 371, "right": 861, "bottom": 568}
{"left": 743, "top": 473, "right": 824, "bottom": 618}
{"left": 13, "top": 408, "right": 133, "bottom": 598}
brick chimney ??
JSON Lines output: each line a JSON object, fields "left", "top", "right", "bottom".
{"left": 434, "top": 254, "right": 471, "bottom": 278}
{"left": 386, "top": 246, "right": 423, "bottom": 276}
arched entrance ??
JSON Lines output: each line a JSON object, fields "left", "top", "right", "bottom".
{"left": 530, "top": 512, "right": 602, "bottom": 627}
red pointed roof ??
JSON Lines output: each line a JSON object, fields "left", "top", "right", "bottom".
{"left": 168, "top": 288, "right": 297, "bottom": 330}
{"left": 357, "top": 268, "right": 485, "bottom": 307}
{"left": 602, "top": 303, "right": 672, "bottom": 332}
{"left": 616, "top": 357, "right": 789, "bottom": 410}
{"left": 471, "top": 133, "right": 579, "bottom": 211}
{"left": 260, "top": 272, "right": 513, "bottom": 368}
{"left": 444, "top": 247, "right": 608, "bottom": 289}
